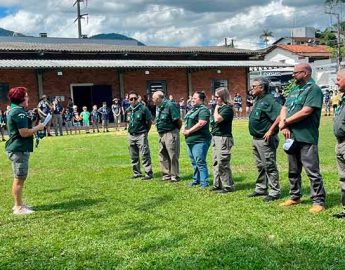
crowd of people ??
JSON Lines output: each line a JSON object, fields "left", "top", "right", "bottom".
{"left": 3, "top": 63, "right": 345, "bottom": 219}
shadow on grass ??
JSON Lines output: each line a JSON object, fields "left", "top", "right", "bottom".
{"left": 117, "top": 220, "right": 163, "bottom": 240}
{"left": 136, "top": 194, "right": 174, "bottom": 212}
{"left": 42, "top": 187, "right": 68, "bottom": 193}
{"left": 34, "top": 198, "right": 104, "bottom": 212}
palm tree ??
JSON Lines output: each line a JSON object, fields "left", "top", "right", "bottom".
{"left": 260, "top": 29, "right": 273, "bottom": 47}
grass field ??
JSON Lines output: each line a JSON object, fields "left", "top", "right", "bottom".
{"left": 0, "top": 117, "right": 344, "bottom": 270}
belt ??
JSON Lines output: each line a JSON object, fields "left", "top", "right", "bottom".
{"left": 337, "top": 137, "right": 345, "bottom": 143}
{"left": 129, "top": 132, "right": 145, "bottom": 136}
{"left": 253, "top": 137, "right": 265, "bottom": 140}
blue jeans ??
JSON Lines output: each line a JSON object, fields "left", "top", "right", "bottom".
{"left": 187, "top": 142, "right": 210, "bottom": 187}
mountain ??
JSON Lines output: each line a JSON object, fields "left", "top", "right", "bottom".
{"left": 0, "top": 27, "right": 144, "bottom": 45}
{"left": 0, "top": 27, "right": 26, "bottom": 37}
{"left": 90, "top": 33, "right": 145, "bottom": 46}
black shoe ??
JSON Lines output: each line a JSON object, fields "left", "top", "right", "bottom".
{"left": 263, "top": 195, "right": 280, "bottom": 202}
{"left": 47, "top": 133, "right": 52, "bottom": 137}
{"left": 210, "top": 187, "right": 221, "bottom": 192}
{"left": 333, "top": 212, "right": 345, "bottom": 219}
{"left": 189, "top": 182, "right": 200, "bottom": 187}
{"left": 248, "top": 191, "right": 268, "bottom": 198}
{"left": 218, "top": 188, "right": 235, "bottom": 194}
{"left": 142, "top": 175, "right": 153, "bottom": 180}
{"left": 130, "top": 175, "right": 142, "bottom": 179}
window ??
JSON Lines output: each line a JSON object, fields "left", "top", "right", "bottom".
{"left": 147, "top": 80, "right": 167, "bottom": 96}
{"left": 212, "top": 79, "right": 228, "bottom": 94}
{"left": 0, "top": 83, "right": 9, "bottom": 106}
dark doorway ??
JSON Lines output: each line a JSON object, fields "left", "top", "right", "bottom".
{"left": 73, "top": 85, "right": 92, "bottom": 110}
{"left": 72, "top": 84, "right": 112, "bottom": 111}
{"left": 0, "top": 83, "right": 9, "bottom": 109}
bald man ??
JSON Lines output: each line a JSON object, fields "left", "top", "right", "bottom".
{"left": 333, "top": 69, "right": 345, "bottom": 218}
{"left": 152, "top": 91, "right": 182, "bottom": 182}
{"left": 279, "top": 63, "right": 326, "bottom": 213}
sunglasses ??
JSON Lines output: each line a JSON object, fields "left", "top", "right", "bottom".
{"left": 129, "top": 97, "right": 137, "bottom": 101}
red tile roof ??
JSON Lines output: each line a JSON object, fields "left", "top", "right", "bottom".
{"left": 277, "top": 44, "right": 332, "bottom": 57}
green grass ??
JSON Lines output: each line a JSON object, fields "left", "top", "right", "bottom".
{"left": 0, "top": 117, "right": 344, "bottom": 270}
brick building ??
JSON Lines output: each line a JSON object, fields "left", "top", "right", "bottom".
{"left": 0, "top": 37, "right": 289, "bottom": 110}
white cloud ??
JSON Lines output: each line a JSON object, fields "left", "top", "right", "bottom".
{"left": 0, "top": 0, "right": 335, "bottom": 48}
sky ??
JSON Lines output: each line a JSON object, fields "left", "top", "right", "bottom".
{"left": 0, "top": 0, "right": 343, "bottom": 49}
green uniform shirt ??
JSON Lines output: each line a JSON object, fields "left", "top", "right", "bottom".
{"left": 333, "top": 94, "right": 345, "bottom": 138}
{"left": 80, "top": 111, "right": 90, "bottom": 122}
{"left": 184, "top": 104, "right": 211, "bottom": 144}
{"left": 155, "top": 98, "right": 180, "bottom": 133}
{"left": 126, "top": 102, "right": 152, "bottom": 134}
{"left": 285, "top": 79, "right": 323, "bottom": 144}
{"left": 249, "top": 93, "right": 281, "bottom": 138}
{"left": 5, "top": 103, "right": 33, "bottom": 152}
{"left": 211, "top": 104, "right": 234, "bottom": 137}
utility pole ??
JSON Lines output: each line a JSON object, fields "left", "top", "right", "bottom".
{"left": 326, "top": 10, "right": 342, "bottom": 71}
{"left": 74, "top": 0, "right": 88, "bottom": 38}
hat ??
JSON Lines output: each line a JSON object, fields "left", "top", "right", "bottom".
{"left": 41, "top": 94, "right": 47, "bottom": 98}
{"left": 113, "top": 98, "right": 119, "bottom": 101}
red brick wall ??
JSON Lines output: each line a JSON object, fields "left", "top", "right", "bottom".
{"left": 43, "top": 69, "right": 119, "bottom": 104}
{"left": 123, "top": 67, "right": 248, "bottom": 106}
{"left": 0, "top": 67, "right": 248, "bottom": 109}
{"left": 191, "top": 68, "right": 248, "bottom": 104}
{"left": 123, "top": 68, "right": 188, "bottom": 100}
{"left": 0, "top": 69, "right": 38, "bottom": 106}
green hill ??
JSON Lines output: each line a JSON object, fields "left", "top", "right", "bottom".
{"left": 0, "top": 27, "right": 26, "bottom": 37}
{"left": 90, "top": 33, "right": 145, "bottom": 45}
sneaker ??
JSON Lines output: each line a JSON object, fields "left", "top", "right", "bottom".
{"left": 13, "top": 205, "right": 34, "bottom": 215}
{"left": 333, "top": 212, "right": 345, "bottom": 219}
{"left": 189, "top": 182, "right": 200, "bottom": 187}
{"left": 218, "top": 188, "right": 235, "bottom": 194}
{"left": 12, "top": 204, "right": 32, "bottom": 211}
{"left": 130, "top": 175, "right": 142, "bottom": 179}
{"left": 279, "top": 199, "right": 301, "bottom": 207}
{"left": 248, "top": 191, "right": 268, "bottom": 198}
{"left": 263, "top": 195, "right": 280, "bottom": 202}
{"left": 210, "top": 187, "right": 221, "bottom": 192}
{"left": 162, "top": 176, "right": 171, "bottom": 181}
{"left": 142, "top": 175, "right": 153, "bottom": 180}
{"left": 309, "top": 204, "right": 325, "bottom": 214}
{"left": 170, "top": 176, "right": 180, "bottom": 183}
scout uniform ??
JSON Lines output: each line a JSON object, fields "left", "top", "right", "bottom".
{"left": 210, "top": 104, "right": 235, "bottom": 191}
{"left": 184, "top": 104, "right": 211, "bottom": 187}
{"left": 284, "top": 79, "right": 326, "bottom": 205}
{"left": 155, "top": 98, "right": 181, "bottom": 181}
{"left": 6, "top": 104, "right": 33, "bottom": 179}
{"left": 126, "top": 102, "right": 153, "bottom": 178}
{"left": 333, "top": 94, "right": 345, "bottom": 212}
{"left": 52, "top": 102, "right": 64, "bottom": 136}
{"left": 249, "top": 93, "right": 281, "bottom": 198}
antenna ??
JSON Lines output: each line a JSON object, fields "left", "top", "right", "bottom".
{"left": 73, "top": 0, "right": 88, "bottom": 38}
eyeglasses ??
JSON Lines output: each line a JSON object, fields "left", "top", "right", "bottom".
{"left": 129, "top": 97, "right": 137, "bottom": 101}
{"left": 215, "top": 96, "right": 220, "bottom": 99}
{"left": 252, "top": 84, "right": 262, "bottom": 88}
{"left": 293, "top": 71, "right": 305, "bottom": 75}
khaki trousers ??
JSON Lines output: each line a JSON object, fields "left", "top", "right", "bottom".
{"left": 158, "top": 129, "right": 180, "bottom": 179}
{"left": 252, "top": 136, "right": 280, "bottom": 197}
{"left": 212, "top": 136, "right": 234, "bottom": 189}
{"left": 128, "top": 132, "right": 153, "bottom": 177}
{"left": 336, "top": 140, "right": 345, "bottom": 209}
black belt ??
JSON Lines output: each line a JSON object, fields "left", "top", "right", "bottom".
{"left": 253, "top": 137, "right": 265, "bottom": 140}
{"left": 337, "top": 137, "right": 345, "bottom": 143}
{"left": 129, "top": 132, "right": 145, "bottom": 136}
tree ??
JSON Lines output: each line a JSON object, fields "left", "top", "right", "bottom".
{"left": 260, "top": 29, "right": 273, "bottom": 47}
